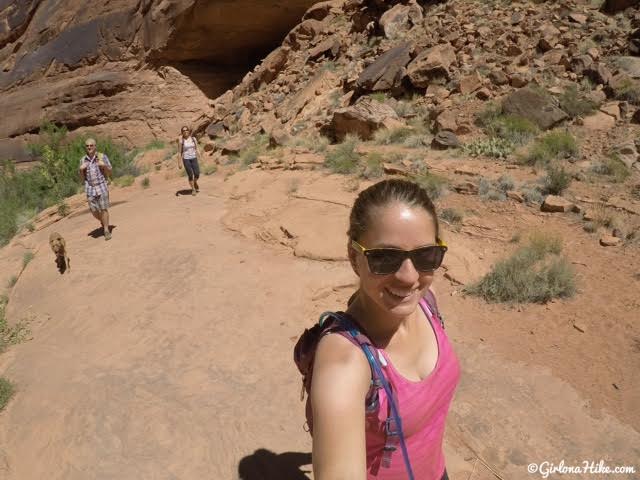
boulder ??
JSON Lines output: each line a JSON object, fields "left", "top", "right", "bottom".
{"left": 489, "top": 70, "right": 509, "bottom": 86}
{"left": 356, "top": 43, "right": 413, "bottom": 92}
{"left": 584, "top": 63, "right": 613, "bottom": 86}
{"left": 285, "top": 19, "right": 327, "bottom": 50}
{"left": 454, "top": 181, "right": 478, "bottom": 194}
{"left": 580, "top": 111, "right": 616, "bottom": 131}
{"left": 431, "top": 130, "right": 460, "bottom": 149}
{"left": 612, "top": 142, "right": 638, "bottom": 169}
{"left": 329, "top": 96, "right": 400, "bottom": 141}
{"left": 206, "top": 122, "right": 226, "bottom": 139}
{"left": 379, "top": 1, "right": 423, "bottom": 39}
{"left": 599, "top": 235, "right": 622, "bottom": 247}
{"left": 502, "top": 88, "right": 568, "bottom": 130}
{"left": 407, "top": 43, "right": 456, "bottom": 88}
{"left": 307, "top": 37, "right": 341, "bottom": 61}
{"left": 541, "top": 195, "right": 575, "bottom": 213}
{"left": 435, "top": 110, "right": 458, "bottom": 132}
{"left": 303, "top": 0, "right": 342, "bottom": 21}
{"left": 459, "top": 72, "right": 483, "bottom": 95}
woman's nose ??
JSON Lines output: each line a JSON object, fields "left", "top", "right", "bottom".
{"left": 394, "top": 257, "right": 420, "bottom": 283}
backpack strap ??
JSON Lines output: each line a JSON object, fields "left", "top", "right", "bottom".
{"left": 423, "top": 289, "right": 444, "bottom": 329}
{"left": 326, "top": 312, "right": 415, "bottom": 480}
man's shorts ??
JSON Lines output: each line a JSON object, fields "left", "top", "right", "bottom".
{"left": 88, "top": 191, "right": 110, "bottom": 212}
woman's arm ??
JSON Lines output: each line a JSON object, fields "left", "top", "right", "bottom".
{"left": 177, "top": 138, "right": 183, "bottom": 168}
{"left": 311, "top": 333, "right": 371, "bottom": 480}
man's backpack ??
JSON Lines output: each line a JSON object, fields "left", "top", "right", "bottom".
{"left": 292, "top": 290, "right": 443, "bottom": 479}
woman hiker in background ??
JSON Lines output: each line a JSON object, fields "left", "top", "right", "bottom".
{"left": 177, "top": 126, "right": 202, "bottom": 196}
{"left": 298, "top": 179, "right": 460, "bottom": 480}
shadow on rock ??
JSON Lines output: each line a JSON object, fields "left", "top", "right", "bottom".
{"left": 238, "top": 449, "right": 312, "bottom": 480}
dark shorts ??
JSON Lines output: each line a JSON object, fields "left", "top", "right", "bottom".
{"left": 183, "top": 157, "right": 200, "bottom": 181}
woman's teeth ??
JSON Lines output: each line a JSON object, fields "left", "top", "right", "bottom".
{"left": 386, "top": 288, "right": 415, "bottom": 299}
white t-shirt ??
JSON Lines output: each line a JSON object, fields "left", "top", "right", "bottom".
{"left": 181, "top": 137, "right": 197, "bottom": 160}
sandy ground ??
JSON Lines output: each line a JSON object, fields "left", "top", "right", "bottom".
{"left": 0, "top": 166, "right": 638, "bottom": 480}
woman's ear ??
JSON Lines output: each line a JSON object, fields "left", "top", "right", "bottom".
{"left": 347, "top": 242, "right": 359, "bottom": 276}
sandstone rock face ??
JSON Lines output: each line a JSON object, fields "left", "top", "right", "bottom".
{"left": 0, "top": 0, "right": 317, "bottom": 161}
{"left": 406, "top": 43, "right": 456, "bottom": 88}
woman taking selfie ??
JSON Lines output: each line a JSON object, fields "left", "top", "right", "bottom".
{"left": 296, "top": 179, "right": 460, "bottom": 480}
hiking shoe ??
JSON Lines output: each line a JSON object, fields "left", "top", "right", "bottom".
{"left": 104, "top": 231, "right": 112, "bottom": 241}
{"left": 191, "top": 189, "right": 197, "bottom": 196}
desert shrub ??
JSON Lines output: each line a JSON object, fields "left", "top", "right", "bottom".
{"left": 0, "top": 296, "right": 25, "bottom": 353}
{"left": 370, "top": 92, "right": 387, "bottom": 103}
{"left": 141, "top": 176, "right": 150, "bottom": 188}
{"left": 465, "top": 233, "right": 575, "bottom": 303}
{"left": 325, "top": 135, "right": 361, "bottom": 174}
{"left": 360, "top": 152, "right": 384, "bottom": 179}
{"left": 583, "top": 221, "right": 597, "bottom": 233}
{"left": 440, "top": 207, "right": 463, "bottom": 224}
{"left": 287, "top": 134, "right": 330, "bottom": 153}
{"left": 6, "top": 276, "right": 17, "bottom": 288}
{"left": 56, "top": 202, "right": 70, "bottom": 217}
{"left": 114, "top": 175, "right": 135, "bottom": 187}
{"left": 487, "top": 115, "right": 539, "bottom": 145}
{"left": 238, "top": 134, "right": 269, "bottom": 166}
{"left": 522, "top": 131, "right": 578, "bottom": 166}
{"left": 496, "top": 175, "right": 515, "bottom": 192}
{"left": 412, "top": 170, "right": 447, "bottom": 200}
{"left": 203, "top": 164, "right": 218, "bottom": 176}
{"left": 22, "top": 251, "right": 34, "bottom": 268}
{"left": 478, "top": 177, "right": 506, "bottom": 201}
{"left": 559, "top": 85, "right": 597, "bottom": 117}
{"left": 462, "top": 137, "right": 514, "bottom": 159}
{"left": 373, "top": 127, "right": 415, "bottom": 145}
{"left": 520, "top": 182, "right": 545, "bottom": 205}
{"left": 542, "top": 164, "right": 572, "bottom": 195}
{"left": 590, "top": 155, "right": 630, "bottom": 183}
{"left": 613, "top": 78, "right": 640, "bottom": 105}
{"left": 0, "top": 377, "right": 14, "bottom": 412}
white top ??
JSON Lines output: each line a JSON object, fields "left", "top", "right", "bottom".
{"left": 181, "top": 137, "right": 197, "bottom": 160}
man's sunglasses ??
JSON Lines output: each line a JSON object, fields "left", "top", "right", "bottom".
{"left": 351, "top": 239, "right": 447, "bottom": 275}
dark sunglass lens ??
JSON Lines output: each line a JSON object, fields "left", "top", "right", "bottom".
{"left": 412, "top": 247, "right": 445, "bottom": 271}
{"left": 367, "top": 250, "right": 405, "bottom": 275}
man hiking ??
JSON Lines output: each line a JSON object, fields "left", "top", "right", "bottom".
{"left": 79, "top": 138, "right": 113, "bottom": 240}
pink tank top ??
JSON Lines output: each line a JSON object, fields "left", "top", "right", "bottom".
{"left": 364, "top": 298, "right": 460, "bottom": 480}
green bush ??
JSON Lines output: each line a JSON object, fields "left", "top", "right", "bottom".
{"left": 238, "top": 134, "right": 269, "bottom": 166}
{"left": 487, "top": 115, "right": 539, "bottom": 145}
{"left": 591, "top": 155, "right": 630, "bottom": 183}
{"left": 373, "top": 127, "right": 415, "bottom": 145}
{"left": 543, "top": 164, "right": 572, "bottom": 195}
{"left": 412, "top": 170, "right": 447, "bottom": 200}
{"left": 113, "top": 175, "right": 135, "bottom": 187}
{"left": 465, "top": 233, "right": 575, "bottom": 303}
{"left": 325, "top": 135, "right": 361, "bottom": 174}
{"left": 203, "top": 164, "right": 218, "bottom": 176}
{"left": 559, "top": 85, "right": 597, "bottom": 117}
{"left": 141, "top": 176, "right": 150, "bottom": 188}
{"left": 22, "top": 251, "right": 34, "bottom": 268}
{"left": 522, "top": 131, "right": 578, "bottom": 166}
{"left": 360, "top": 153, "right": 384, "bottom": 179}
{"left": 0, "top": 377, "right": 14, "bottom": 412}
{"left": 441, "top": 207, "right": 463, "bottom": 224}
{"left": 613, "top": 78, "right": 640, "bottom": 105}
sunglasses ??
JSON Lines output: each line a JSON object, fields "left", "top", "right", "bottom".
{"left": 85, "top": 144, "right": 95, "bottom": 148}
{"left": 181, "top": 129, "right": 189, "bottom": 133}
{"left": 351, "top": 239, "right": 447, "bottom": 275}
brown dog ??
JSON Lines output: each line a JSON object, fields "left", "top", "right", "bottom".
{"left": 49, "top": 232, "right": 70, "bottom": 273}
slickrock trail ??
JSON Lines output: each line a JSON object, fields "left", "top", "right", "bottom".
{"left": 0, "top": 169, "right": 638, "bottom": 479}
